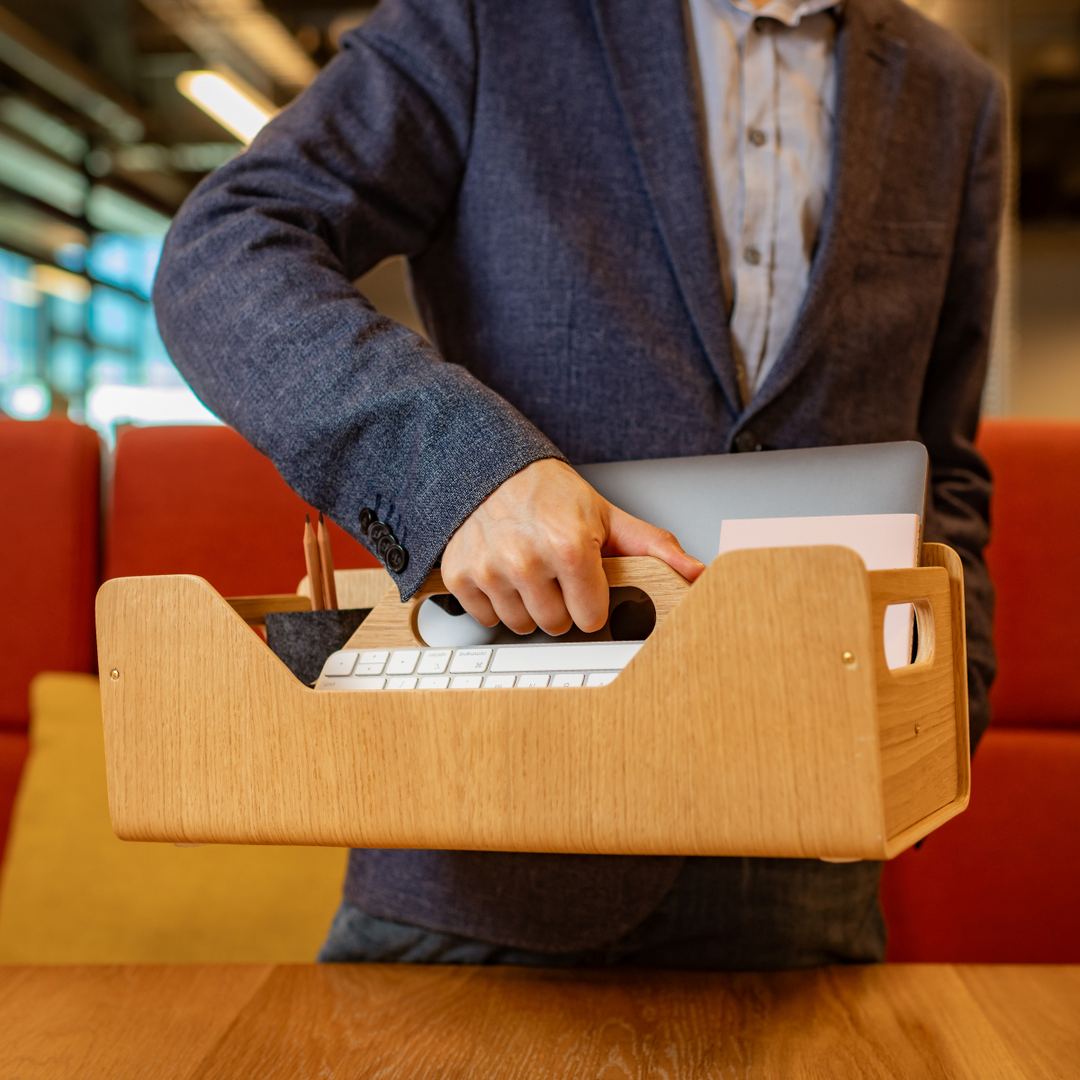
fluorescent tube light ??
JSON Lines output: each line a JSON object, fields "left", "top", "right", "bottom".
{"left": 176, "top": 70, "right": 276, "bottom": 144}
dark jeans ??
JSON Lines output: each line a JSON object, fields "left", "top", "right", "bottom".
{"left": 319, "top": 855, "right": 885, "bottom": 969}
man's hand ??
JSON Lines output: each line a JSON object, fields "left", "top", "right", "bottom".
{"left": 441, "top": 458, "right": 706, "bottom": 636}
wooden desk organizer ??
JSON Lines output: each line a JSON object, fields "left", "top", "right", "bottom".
{"left": 95, "top": 543, "right": 969, "bottom": 861}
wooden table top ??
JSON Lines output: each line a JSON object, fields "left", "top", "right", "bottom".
{"left": 1, "top": 963, "right": 1077, "bottom": 1079}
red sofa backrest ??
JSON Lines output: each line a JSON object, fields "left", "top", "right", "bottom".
{"left": 105, "top": 425, "right": 377, "bottom": 594}
{"left": 0, "top": 418, "right": 100, "bottom": 729}
{"left": 977, "top": 419, "right": 1080, "bottom": 727}
{"left": 882, "top": 418, "right": 1080, "bottom": 962}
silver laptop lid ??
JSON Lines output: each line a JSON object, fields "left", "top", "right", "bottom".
{"left": 576, "top": 441, "right": 929, "bottom": 566}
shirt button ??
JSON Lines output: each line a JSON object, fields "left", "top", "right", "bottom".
{"left": 744, "top": 246, "right": 762, "bottom": 266}
{"left": 734, "top": 430, "right": 762, "bottom": 453}
{"left": 748, "top": 128, "right": 767, "bottom": 147}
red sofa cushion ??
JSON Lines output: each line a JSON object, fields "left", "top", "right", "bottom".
{"left": 976, "top": 420, "right": 1080, "bottom": 727}
{"left": 0, "top": 418, "right": 100, "bottom": 729}
{"left": 881, "top": 728, "right": 1080, "bottom": 962}
{"left": 105, "top": 425, "right": 377, "bottom": 594}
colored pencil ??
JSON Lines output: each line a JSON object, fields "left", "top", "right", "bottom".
{"left": 317, "top": 512, "right": 338, "bottom": 610}
{"left": 303, "top": 514, "right": 325, "bottom": 611}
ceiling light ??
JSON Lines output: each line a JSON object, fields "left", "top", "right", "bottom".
{"left": 177, "top": 69, "right": 276, "bottom": 144}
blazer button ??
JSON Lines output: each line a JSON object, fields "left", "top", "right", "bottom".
{"left": 385, "top": 544, "right": 409, "bottom": 574}
{"left": 376, "top": 534, "right": 396, "bottom": 560}
{"left": 734, "top": 430, "right": 762, "bottom": 453}
{"left": 359, "top": 508, "right": 375, "bottom": 534}
{"left": 368, "top": 521, "right": 391, "bottom": 543}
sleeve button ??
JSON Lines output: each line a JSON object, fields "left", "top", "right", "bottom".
{"left": 368, "top": 521, "right": 391, "bottom": 543}
{"left": 385, "top": 544, "right": 409, "bottom": 574}
{"left": 359, "top": 508, "right": 375, "bottom": 534}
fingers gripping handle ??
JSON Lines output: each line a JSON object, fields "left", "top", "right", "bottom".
{"left": 344, "top": 556, "right": 691, "bottom": 651}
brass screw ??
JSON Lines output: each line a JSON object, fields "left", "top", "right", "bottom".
{"left": 110, "top": 669, "right": 119, "bottom": 681}
{"left": 842, "top": 651, "right": 855, "bottom": 666}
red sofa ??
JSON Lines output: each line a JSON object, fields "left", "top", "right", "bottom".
{"left": 0, "top": 418, "right": 101, "bottom": 865}
{"left": 104, "top": 425, "right": 378, "bottom": 590}
{"left": 2, "top": 418, "right": 1078, "bottom": 962}
{"left": 881, "top": 420, "right": 1080, "bottom": 961}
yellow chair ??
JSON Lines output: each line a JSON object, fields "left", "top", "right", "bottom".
{"left": 0, "top": 673, "right": 347, "bottom": 962}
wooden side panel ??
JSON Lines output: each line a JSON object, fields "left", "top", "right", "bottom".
{"left": 881, "top": 542, "right": 971, "bottom": 857}
{"left": 97, "top": 547, "right": 896, "bottom": 859}
{"left": 871, "top": 565, "right": 959, "bottom": 839}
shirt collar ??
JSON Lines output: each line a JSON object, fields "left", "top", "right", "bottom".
{"left": 720, "top": 0, "right": 841, "bottom": 28}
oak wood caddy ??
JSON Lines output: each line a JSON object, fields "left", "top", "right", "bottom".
{"left": 95, "top": 543, "right": 969, "bottom": 861}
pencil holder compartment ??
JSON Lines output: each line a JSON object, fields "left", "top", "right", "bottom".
{"left": 266, "top": 608, "right": 371, "bottom": 686}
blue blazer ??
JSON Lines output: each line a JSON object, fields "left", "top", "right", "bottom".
{"left": 155, "top": 0, "right": 1003, "bottom": 952}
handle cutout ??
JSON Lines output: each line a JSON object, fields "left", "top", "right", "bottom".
{"left": 884, "top": 599, "right": 935, "bottom": 670}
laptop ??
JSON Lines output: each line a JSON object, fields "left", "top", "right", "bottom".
{"left": 576, "top": 441, "right": 928, "bottom": 566}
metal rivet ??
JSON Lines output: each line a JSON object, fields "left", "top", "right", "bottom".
{"left": 842, "top": 651, "right": 855, "bottom": 666}
{"left": 110, "top": 669, "right": 119, "bottom": 680}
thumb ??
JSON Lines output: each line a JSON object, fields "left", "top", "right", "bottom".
{"left": 603, "top": 505, "right": 707, "bottom": 582}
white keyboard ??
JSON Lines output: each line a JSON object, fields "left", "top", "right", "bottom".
{"left": 314, "top": 641, "right": 644, "bottom": 691}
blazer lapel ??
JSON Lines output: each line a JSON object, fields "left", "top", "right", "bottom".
{"left": 589, "top": 0, "right": 742, "bottom": 415}
{"left": 742, "top": 0, "right": 910, "bottom": 424}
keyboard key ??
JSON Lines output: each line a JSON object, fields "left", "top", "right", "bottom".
{"left": 350, "top": 677, "right": 386, "bottom": 690}
{"left": 490, "top": 642, "right": 642, "bottom": 674}
{"left": 585, "top": 671, "right": 619, "bottom": 687}
{"left": 354, "top": 663, "right": 386, "bottom": 676}
{"left": 386, "top": 677, "right": 418, "bottom": 690}
{"left": 323, "top": 651, "right": 357, "bottom": 676}
{"left": 387, "top": 650, "right": 421, "bottom": 675}
{"left": 418, "top": 650, "right": 452, "bottom": 674}
{"left": 451, "top": 675, "right": 484, "bottom": 689}
{"left": 419, "top": 676, "right": 450, "bottom": 689}
{"left": 551, "top": 672, "right": 585, "bottom": 687}
{"left": 359, "top": 651, "right": 390, "bottom": 666}
{"left": 449, "top": 648, "right": 493, "bottom": 674}
{"left": 484, "top": 675, "right": 516, "bottom": 688}
{"left": 517, "top": 673, "right": 550, "bottom": 688}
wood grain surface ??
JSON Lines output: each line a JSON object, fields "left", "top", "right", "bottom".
{"left": 1, "top": 964, "right": 1075, "bottom": 1079}
{"left": 96, "top": 546, "right": 967, "bottom": 859}
{"left": 0, "top": 964, "right": 270, "bottom": 1079}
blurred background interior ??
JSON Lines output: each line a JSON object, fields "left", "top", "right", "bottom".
{"left": 0, "top": 0, "right": 1077, "bottom": 436}
{"left": 0, "top": 0, "right": 1079, "bottom": 969}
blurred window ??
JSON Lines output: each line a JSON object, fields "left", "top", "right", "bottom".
{"left": 0, "top": 236, "right": 219, "bottom": 439}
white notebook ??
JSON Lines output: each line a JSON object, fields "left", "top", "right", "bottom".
{"left": 718, "top": 513, "right": 920, "bottom": 669}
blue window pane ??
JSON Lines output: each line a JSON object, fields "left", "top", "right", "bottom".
{"left": 50, "top": 337, "right": 89, "bottom": 394}
{"left": 89, "top": 286, "right": 138, "bottom": 351}
{"left": 89, "top": 348, "right": 137, "bottom": 387}
{"left": 50, "top": 294, "right": 86, "bottom": 336}
{"left": 87, "top": 234, "right": 163, "bottom": 298}
{"left": 1, "top": 250, "right": 41, "bottom": 382}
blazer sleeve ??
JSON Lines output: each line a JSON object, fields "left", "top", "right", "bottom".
{"left": 918, "top": 74, "right": 1006, "bottom": 753}
{"left": 152, "top": 0, "right": 564, "bottom": 599}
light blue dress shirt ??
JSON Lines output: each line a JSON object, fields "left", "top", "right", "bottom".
{"left": 687, "top": 0, "right": 840, "bottom": 403}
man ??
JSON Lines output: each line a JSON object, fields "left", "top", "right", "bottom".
{"left": 154, "top": 0, "right": 1002, "bottom": 968}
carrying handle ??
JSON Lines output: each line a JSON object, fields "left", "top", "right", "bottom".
{"left": 343, "top": 555, "right": 691, "bottom": 651}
